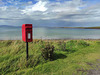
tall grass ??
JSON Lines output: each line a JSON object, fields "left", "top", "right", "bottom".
{"left": 0, "top": 40, "right": 100, "bottom": 75}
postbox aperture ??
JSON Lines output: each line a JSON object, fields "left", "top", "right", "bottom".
{"left": 22, "top": 24, "right": 33, "bottom": 42}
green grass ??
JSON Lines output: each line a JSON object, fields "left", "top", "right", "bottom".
{"left": 0, "top": 40, "right": 100, "bottom": 75}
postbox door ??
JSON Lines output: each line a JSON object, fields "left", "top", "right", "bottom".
{"left": 26, "top": 30, "right": 32, "bottom": 42}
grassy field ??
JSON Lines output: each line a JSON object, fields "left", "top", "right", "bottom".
{"left": 0, "top": 40, "right": 100, "bottom": 75}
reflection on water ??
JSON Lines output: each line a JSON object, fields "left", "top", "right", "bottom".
{"left": 0, "top": 27, "right": 100, "bottom": 40}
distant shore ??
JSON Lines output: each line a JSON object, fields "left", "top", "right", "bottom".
{"left": 55, "top": 27, "right": 100, "bottom": 29}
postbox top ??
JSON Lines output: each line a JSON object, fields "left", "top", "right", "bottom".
{"left": 22, "top": 24, "right": 32, "bottom": 28}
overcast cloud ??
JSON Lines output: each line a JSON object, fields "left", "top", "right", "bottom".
{"left": 0, "top": 0, "right": 100, "bottom": 27}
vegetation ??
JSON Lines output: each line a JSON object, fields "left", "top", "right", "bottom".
{"left": 41, "top": 42, "right": 54, "bottom": 60}
{"left": 0, "top": 40, "right": 100, "bottom": 75}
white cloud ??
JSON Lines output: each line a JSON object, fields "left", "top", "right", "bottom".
{"left": 0, "top": 6, "right": 7, "bottom": 11}
{"left": 0, "top": 0, "right": 100, "bottom": 27}
{"left": 22, "top": 0, "right": 47, "bottom": 15}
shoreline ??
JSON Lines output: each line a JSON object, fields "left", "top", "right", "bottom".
{"left": 55, "top": 27, "right": 100, "bottom": 29}
{"left": 1, "top": 39, "right": 100, "bottom": 41}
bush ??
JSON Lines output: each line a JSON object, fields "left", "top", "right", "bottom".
{"left": 41, "top": 42, "right": 54, "bottom": 60}
{"left": 77, "top": 40, "right": 90, "bottom": 47}
{"left": 54, "top": 41, "right": 66, "bottom": 51}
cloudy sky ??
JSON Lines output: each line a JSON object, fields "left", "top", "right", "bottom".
{"left": 0, "top": 0, "right": 100, "bottom": 27}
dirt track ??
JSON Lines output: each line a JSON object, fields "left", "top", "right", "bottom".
{"left": 87, "top": 59, "right": 100, "bottom": 75}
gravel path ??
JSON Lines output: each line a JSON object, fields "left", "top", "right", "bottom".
{"left": 87, "top": 69, "right": 100, "bottom": 75}
{"left": 87, "top": 59, "right": 100, "bottom": 75}
{"left": 76, "top": 60, "right": 100, "bottom": 75}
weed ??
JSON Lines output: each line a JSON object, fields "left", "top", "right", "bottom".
{"left": 41, "top": 42, "right": 54, "bottom": 60}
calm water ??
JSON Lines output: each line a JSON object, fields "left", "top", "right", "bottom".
{"left": 0, "top": 27, "right": 100, "bottom": 40}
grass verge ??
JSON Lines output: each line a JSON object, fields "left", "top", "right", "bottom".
{"left": 0, "top": 40, "right": 100, "bottom": 75}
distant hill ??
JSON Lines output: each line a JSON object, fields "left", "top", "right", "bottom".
{"left": 0, "top": 25, "right": 21, "bottom": 28}
{"left": 55, "top": 26, "right": 100, "bottom": 29}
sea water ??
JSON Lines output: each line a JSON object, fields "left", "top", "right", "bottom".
{"left": 0, "top": 27, "right": 100, "bottom": 40}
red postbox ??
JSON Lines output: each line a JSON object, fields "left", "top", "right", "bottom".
{"left": 22, "top": 24, "right": 33, "bottom": 42}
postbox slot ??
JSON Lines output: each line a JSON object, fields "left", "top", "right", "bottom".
{"left": 26, "top": 28, "right": 32, "bottom": 31}
{"left": 28, "top": 33, "right": 31, "bottom": 39}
